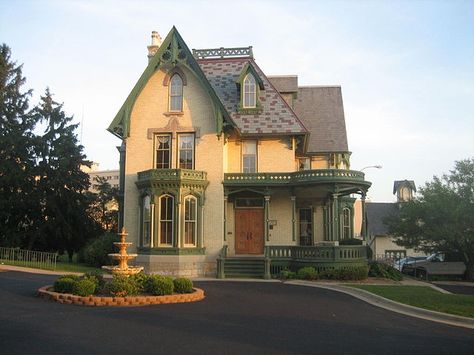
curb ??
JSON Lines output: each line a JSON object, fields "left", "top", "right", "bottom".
{"left": 0, "top": 264, "right": 83, "bottom": 276}
{"left": 286, "top": 280, "right": 474, "bottom": 330}
{"left": 38, "top": 286, "right": 205, "bottom": 307}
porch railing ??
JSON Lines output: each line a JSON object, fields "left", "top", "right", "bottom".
{"left": 264, "top": 245, "right": 367, "bottom": 262}
{"left": 0, "top": 247, "right": 58, "bottom": 270}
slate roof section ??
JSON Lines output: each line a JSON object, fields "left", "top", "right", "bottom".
{"left": 267, "top": 76, "right": 298, "bottom": 93}
{"left": 366, "top": 202, "right": 399, "bottom": 236}
{"left": 197, "top": 58, "right": 307, "bottom": 135}
{"left": 293, "top": 86, "right": 349, "bottom": 153}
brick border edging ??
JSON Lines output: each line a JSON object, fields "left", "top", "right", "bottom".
{"left": 37, "top": 286, "right": 205, "bottom": 307}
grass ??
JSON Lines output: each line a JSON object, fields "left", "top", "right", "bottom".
{"left": 349, "top": 285, "right": 474, "bottom": 318}
{"left": 1, "top": 259, "right": 102, "bottom": 274}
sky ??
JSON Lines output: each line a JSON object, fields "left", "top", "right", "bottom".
{"left": 1, "top": 0, "right": 473, "bottom": 202}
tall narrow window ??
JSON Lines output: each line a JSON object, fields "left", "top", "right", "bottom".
{"left": 184, "top": 196, "right": 197, "bottom": 246}
{"left": 142, "top": 195, "right": 151, "bottom": 247}
{"left": 169, "top": 74, "right": 183, "bottom": 111}
{"left": 155, "top": 135, "right": 171, "bottom": 169}
{"left": 243, "top": 74, "right": 256, "bottom": 108}
{"left": 159, "top": 195, "right": 174, "bottom": 246}
{"left": 342, "top": 208, "right": 351, "bottom": 240}
{"left": 242, "top": 140, "right": 257, "bottom": 173}
{"left": 178, "top": 134, "right": 194, "bottom": 169}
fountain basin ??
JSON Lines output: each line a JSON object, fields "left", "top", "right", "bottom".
{"left": 102, "top": 265, "right": 144, "bottom": 276}
{"left": 108, "top": 253, "right": 138, "bottom": 260}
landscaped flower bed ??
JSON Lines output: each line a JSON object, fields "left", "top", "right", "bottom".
{"left": 38, "top": 272, "right": 205, "bottom": 307}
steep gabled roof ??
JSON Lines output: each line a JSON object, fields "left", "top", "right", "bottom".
{"left": 197, "top": 58, "right": 307, "bottom": 135}
{"left": 366, "top": 202, "right": 399, "bottom": 236}
{"left": 292, "top": 86, "right": 349, "bottom": 153}
{"left": 107, "top": 27, "right": 233, "bottom": 139}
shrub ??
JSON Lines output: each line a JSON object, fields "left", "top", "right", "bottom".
{"left": 279, "top": 269, "right": 297, "bottom": 280}
{"left": 297, "top": 267, "right": 318, "bottom": 280}
{"left": 319, "top": 265, "right": 369, "bottom": 280}
{"left": 339, "top": 238, "right": 363, "bottom": 246}
{"left": 173, "top": 278, "right": 193, "bottom": 294}
{"left": 368, "top": 261, "right": 403, "bottom": 281}
{"left": 54, "top": 276, "right": 79, "bottom": 294}
{"left": 71, "top": 278, "right": 97, "bottom": 297}
{"left": 83, "top": 271, "right": 105, "bottom": 291}
{"left": 147, "top": 275, "right": 174, "bottom": 296}
{"left": 80, "top": 233, "right": 119, "bottom": 267}
{"left": 130, "top": 272, "right": 149, "bottom": 293}
{"left": 106, "top": 275, "right": 139, "bottom": 297}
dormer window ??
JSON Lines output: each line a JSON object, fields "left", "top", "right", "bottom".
{"left": 243, "top": 74, "right": 256, "bottom": 108}
{"left": 169, "top": 74, "right": 183, "bottom": 111}
{"left": 237, "top": 63, "right": 264, "bottom": 114}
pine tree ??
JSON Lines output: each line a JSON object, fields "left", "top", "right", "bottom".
{"left": 34, "top": 89, "right": 100, "bottom": 259}
{"left": 87, "top": 176, "right": 119, "bottom": 232}
{"left": 0, "top": 44, "right": 38, "bottom": 247}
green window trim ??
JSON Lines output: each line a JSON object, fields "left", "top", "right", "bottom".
{"left": 236, "top": 62, "right": 264, "bottom": 114}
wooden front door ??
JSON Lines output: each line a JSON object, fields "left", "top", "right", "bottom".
{"left": 235, "top": 209, "right": 264, "bottom": 254}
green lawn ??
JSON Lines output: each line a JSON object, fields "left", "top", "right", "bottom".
{"left": 349, "top": 285, "right": 474, "bottom": 318}
{"left": 1, "top": 259, "right": 102, "bottom": 274}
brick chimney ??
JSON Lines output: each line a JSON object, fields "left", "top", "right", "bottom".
{"left": 147, "top": 31, "right": 162, "bottom": 62}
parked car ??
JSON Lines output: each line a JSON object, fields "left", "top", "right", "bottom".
{"left": 402, "top": 252, "right": 466, "bottom": 279}
{"left": 394, "top": 256, "right": 427, "bottom": 271}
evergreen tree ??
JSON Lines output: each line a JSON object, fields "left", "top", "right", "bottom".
{"left": 0, "top": 44, "right": 38, "bottom": 247}
{"left": 34, "top": 89, "right": 100, "bottom": 260}
{"left": 87, "top": 176, "right": 119, "bottom": 232}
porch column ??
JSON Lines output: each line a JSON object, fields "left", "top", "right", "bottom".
{"left": 332, "top": 193, "right": 340, "bottom": 241}
{"left": 361, "top": 191, "right": 367, "bottom": 240}
{"left": 291, "top": 196, "right": 296, "bottom": 242}
{"left": 198, "top": 201, "right": 204, "bottom": 248}
{"left": 223, "top": 195, "right": 228, "bottom": 241}
{"left": 175, "top": 200, "right": 181, "bottom": 248}
{"left": 264, "top": 195, "right": 271, "bottom": 241}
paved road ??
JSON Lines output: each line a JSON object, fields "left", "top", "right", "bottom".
{"left": 432, "top": 283, "right": 474, "bottom": 295}
{"left": 0, "top": 271, "right": 473, "bottom": 355}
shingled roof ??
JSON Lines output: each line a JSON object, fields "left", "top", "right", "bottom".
{"left": 292, "top": 86, "right": 349, "bottom": 153}
{"left": 197, "top": 58, "right": 307, "bottom": 135}
{"left": 366, "top": 202, "right": 399, "bottom": 236}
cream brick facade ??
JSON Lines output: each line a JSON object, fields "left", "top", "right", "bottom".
{"left": 109, "top": 28, "right": 371, "bottom": 277}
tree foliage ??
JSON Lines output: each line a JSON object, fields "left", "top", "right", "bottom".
{"left": 385, "top": 159, "right": 474, "bottom": 280}
{"left": 0, "top": 44, "right": 103, "bottom": 257}
{"left": 0, "top": 44, "right": 38, "bottom": 247}
{"left": 87, "top": 176, "right": 119, "bottom": 232}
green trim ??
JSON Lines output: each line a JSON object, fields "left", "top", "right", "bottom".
{"left": 107, "top": 26, "right": 234, "bottom": 139}
{"left": 138, "top": 247, "right": 206, "bottom": 255}
{"left": 236, "top": 63, "right": 264, "bottom": 114}
{"left": 224, "top": 169, "right": 371, "bottom": 190}
{"left": 236, "top": 63, "right": 265, "bottom": 90}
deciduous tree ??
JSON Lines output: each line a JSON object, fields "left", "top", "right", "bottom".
{"left": 386, "top": 159, "right": 474, "bottom": 280}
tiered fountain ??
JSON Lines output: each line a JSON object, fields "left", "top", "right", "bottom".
{"left": 102, "top": 227, "right": 143, "bottom": 276}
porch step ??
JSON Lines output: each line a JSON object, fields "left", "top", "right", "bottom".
{"left": 223, "top": 258, "right": 265, "bottom": 278}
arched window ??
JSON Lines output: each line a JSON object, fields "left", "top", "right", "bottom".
{"left": 169, "top": 74, "right": 183, "bottom": 111}
{"left": 141, "top": 195, "right": 151, "bottom": 247}
{"left": 158, "top": 194, "right": 174, "bottom": 246}
{"left": 184, "top": 196, "right": 197, "bottom": 246}
{"left": 243, "top": 74, "right": 256, "bottom": 108}
{"left": 342, "top": 208, "right": 351, "bottom": 240}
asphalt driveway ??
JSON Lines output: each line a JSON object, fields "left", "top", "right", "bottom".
{"left": 0, "top": 271, "right": 473, "bottom": 354}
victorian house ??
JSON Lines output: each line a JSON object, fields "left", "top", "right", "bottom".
{"left": 108, "top": 27, "right": 371, "bottom": 277}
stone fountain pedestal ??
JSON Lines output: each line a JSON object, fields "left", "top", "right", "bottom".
{"left": 102, "top": 227, "right": 143, "bottom": 276}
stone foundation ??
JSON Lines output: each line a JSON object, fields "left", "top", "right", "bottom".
{"left": 135, "top": 254, "right": 217, "bottom": 277}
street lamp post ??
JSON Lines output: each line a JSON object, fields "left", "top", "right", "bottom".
{"left": 360, "top": 165, "right": 382, "bottom": 172}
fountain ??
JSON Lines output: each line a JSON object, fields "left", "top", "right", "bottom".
{"left": 102, "top": 227, "right": 143, "bottom": 276}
